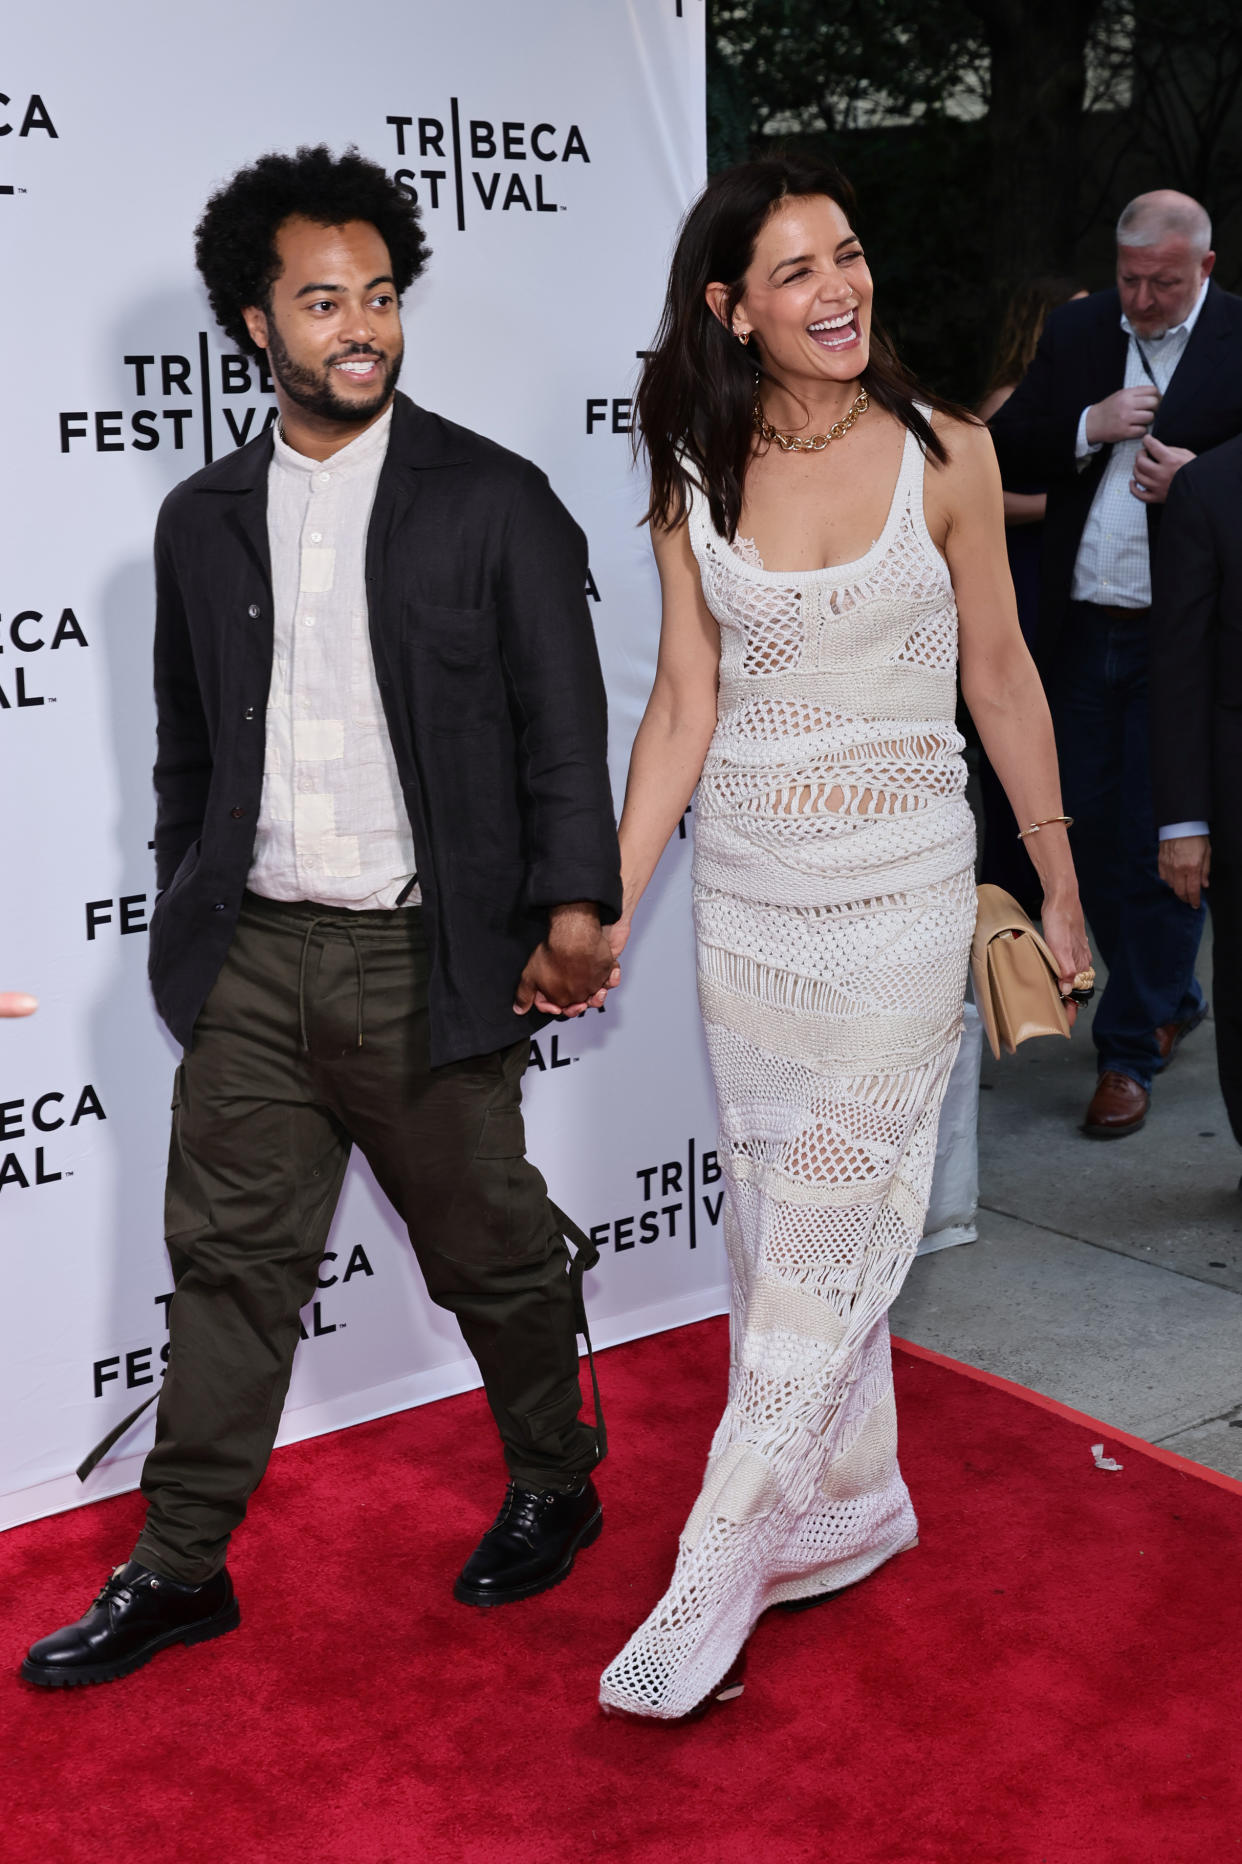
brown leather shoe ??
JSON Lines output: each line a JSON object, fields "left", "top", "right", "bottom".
{"left": 1083, "top": 1071, "right": 1149, "bottom": 1138}
{"left": 1154, "top": 1008, "right": 1208, "bottom": 1065}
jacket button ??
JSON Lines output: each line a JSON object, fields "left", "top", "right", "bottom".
{"left": 243, "top": 707, "right": 255, "bottom": 721}
{"left": 212, "top": 902, "right": 226, "bottom": 912}
{"left": 230, "top": 806, "right": 245, "bottom": 819}
{"left": 248, "top": 604, "right": 260, "bottom": 618}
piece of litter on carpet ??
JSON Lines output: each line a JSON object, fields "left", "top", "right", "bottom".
{"left": 1091, "top": 1442, "right": 1123, "bottom": 1472}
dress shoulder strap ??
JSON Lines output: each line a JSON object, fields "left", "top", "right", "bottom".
{"left": 897, "top": 401, "right": 940, "bottom": 558}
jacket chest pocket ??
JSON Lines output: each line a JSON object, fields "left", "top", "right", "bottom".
{"left": 402, "top": 602, "right": 507, "bottom": 733}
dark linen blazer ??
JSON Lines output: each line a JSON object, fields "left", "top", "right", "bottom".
{"left": 148, "top": 391, "right": 622, "bottom": 1064}
{"left": 1150, "top": 433, "right": 1242, "bottom": 862}
{"left": 989, "top": 283, "right": 1242, "bottom": 665}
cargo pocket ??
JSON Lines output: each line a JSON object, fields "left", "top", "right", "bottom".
{"left": 163, "top": 1063, "right": 212, "bottom": 1245}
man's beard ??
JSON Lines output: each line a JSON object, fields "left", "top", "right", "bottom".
{"left": 265, "top": 316, "right": 403, "bottom": 423}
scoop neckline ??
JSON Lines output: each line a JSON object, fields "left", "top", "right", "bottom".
{"left": 706, "top": 418, "right": 920, "bottom": 584}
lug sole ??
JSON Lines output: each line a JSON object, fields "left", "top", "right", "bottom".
{"left": 19, "top": 1598, "right": 241, "bottom": 1689}
{"left": 453, "top": 1505, "right": 602, "bottom": 1608}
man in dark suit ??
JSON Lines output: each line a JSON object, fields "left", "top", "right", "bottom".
{"left": 1150, "top": 434, "right": 1242, "bottom": 1164}
{"left": 22, "top": 147, "right": 622, "bottom": 1690}
{"left": 991, "top": 191, "right": 1242, "bottom": 1138}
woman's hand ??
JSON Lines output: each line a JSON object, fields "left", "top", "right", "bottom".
{"left": 1040, "top": 894, "right": 1092, "bottom": 1030}
{"left": 606, "top": 915, "right": 631, "bottom": 965}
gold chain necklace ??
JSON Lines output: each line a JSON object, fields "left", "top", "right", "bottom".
{"left": 754, "top": 386, "right": 870, "bottom": 453}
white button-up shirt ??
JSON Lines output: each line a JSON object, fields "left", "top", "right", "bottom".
{"left": 1071, "top": 278, "right": 1209, "bottom": 610}
{"left": 247, "top": 404, "right": 421, "bottom": 908}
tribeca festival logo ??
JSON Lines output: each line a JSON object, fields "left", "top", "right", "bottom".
{"left": 0, "top": 601, "right": 88, "bottom": 711}
{"left": 0, "top": 1080, "right": 106, "bottom": 1194}
{"left": 386, "top": 102, "right": 589, "bottom": 230}
{"left": 58, "top": 343, "right": 277, "bottom": 467}
{"left": 92, "top": 1242, "right": 378, "bottom": 1401}
{"left": 588, "top": 1139, "right": 724, "bottom": 1256}
{"left": 0, "top": 86, "right": 57, "bottom": 201}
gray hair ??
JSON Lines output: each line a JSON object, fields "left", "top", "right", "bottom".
{"left": 1117, "top": 191, "right": 1212, "bottom": 255}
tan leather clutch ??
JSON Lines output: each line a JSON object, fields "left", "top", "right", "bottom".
{"left": 971, "top": 883, "right": 1071, "bottom": 1060}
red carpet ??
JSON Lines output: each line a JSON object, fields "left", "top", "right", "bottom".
{"left": 3, "top": 1319, "right": 1240, "bottom": 1864}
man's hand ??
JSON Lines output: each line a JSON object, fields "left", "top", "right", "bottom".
{"left": 513, "top": 902, "right": 619, "bottom": 1018}
{"left": 1085, "top": 385, "right": 1160, "bottom": 446}
{"left": 0, "top": 992, "right": 37, "bottom": 1019}
{"left": 1159, "top": 834, "right": 1211, "bottom": 910}
{"left": 1131, "top": 435, "right": 1196, "bottom": 505}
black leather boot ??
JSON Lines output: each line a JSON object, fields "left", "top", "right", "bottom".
{"left": 20, "top": 1561, "right": 240, "bottom": 1688}
{"left": 453, "top": 1479, "right": 602, "bottom": 1607}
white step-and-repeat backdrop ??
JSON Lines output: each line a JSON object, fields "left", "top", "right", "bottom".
{"left": 0, "top": 0, "right": 720, "bottom": 1531}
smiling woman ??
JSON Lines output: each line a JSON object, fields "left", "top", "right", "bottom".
{"left": 637, "top": 157, "right": 960, "bottom": 546}
{"left": 596, "top": 157, "right": 1091, "bottom": 1723}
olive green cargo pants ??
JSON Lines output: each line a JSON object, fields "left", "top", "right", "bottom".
{"left": 132, "top": 893, "right": 599, "bottom": 1584}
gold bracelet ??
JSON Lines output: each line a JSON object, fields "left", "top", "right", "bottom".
{"left": 1016, "top": 814, "right": 1074, "bottom": 840}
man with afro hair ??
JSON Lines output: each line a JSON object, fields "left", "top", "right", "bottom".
{"left": 23, "top": 146, "right": 622, "bottom": 1689}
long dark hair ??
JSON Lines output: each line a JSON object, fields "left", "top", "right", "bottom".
{"left": 986, "top": 274, "right": 1083, "bottom": 396}
{"left": 637, "top": 156, "right": 964, "bottom": 540}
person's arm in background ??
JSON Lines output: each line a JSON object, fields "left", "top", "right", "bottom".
{"left": 990, "top": 302, "right": 1162, "bottom": 488}
{"left": 988, "top": 313, "right": 1083, "bottom": 488}
{"left": 976, "top": 384, "right": 1046, "bottom": 525}
{"left": 1151, "top": 467, "right": 1220, "bottom": 910}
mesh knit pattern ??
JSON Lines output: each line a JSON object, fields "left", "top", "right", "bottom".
{"left": 599, "top": 417, "right": 977, "bottom": 1720}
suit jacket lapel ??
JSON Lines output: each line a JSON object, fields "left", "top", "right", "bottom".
{"left": 198, "top": 429, "right": 275, "bottom": 588}
{"left": 1090, "top": 290, "right": 1128, "bottom": 401}
{"left": 365, "top": 424, "right": 421, "bottom": 607}
{"left": 225, "top": 484, "right": 273, "bottom": 588}
{"left": 365, "top": 394, "right": 473, "bottom": 663}
{"left": 195, "top": 435, "right": 275, "bottom": 690}
{"left": 1153, "top": 283, "right": 1227, "bottom": 442}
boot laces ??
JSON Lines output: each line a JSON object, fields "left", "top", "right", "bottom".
{"left": 93, "top": 1564, "right": 135, "bottom": 1609}
{"left": 491, "top": 1481, "right": 563, "bottom": 1538}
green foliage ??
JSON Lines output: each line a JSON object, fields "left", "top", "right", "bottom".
{"left": 707, "top": 1, "right": 995, "bottom": 398}
{"left": 708, "top": 0, "right": 987, "bottom": 137}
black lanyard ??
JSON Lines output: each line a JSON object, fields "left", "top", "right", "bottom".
{"left": 1132, "top": 337, "right": 1162, "bottom": 392}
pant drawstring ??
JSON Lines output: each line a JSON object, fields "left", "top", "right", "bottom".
{"left": 297, "top": 916, "right": 366, "bottom": 1052}
{"left": 345, "top": 923, "right": 365, "bottom": 1050}
{"left": 549, "top": 1201, "right": 607, "bottom": 1462}
{"left": 297, "top": 917, "right": 327, "bottom": 1053}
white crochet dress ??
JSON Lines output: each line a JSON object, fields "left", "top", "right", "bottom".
{"left": 600, "top": 415, "right": 977, "bottom": 1719}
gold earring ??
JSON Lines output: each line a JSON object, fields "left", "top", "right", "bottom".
{"left": 736, "top": 328, "right": 751, "bottom": 346}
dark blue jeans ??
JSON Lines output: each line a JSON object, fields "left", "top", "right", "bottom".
{"left": 1052, "top": 604, "right": 1206, "bottom": 1090}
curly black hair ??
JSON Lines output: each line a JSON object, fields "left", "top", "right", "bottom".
{"left": 195, "top": 144, "right": 430, "bottom": 356}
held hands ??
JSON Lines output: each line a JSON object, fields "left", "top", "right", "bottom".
{"left": 1039, "top": 894, "right": 1093, "bottom": 1031}
{"left": 1159, "top": 834, "right": 1211, "bottom": 910}
{"left": 1130, "top": 435, "right": 1196, "bottom": 504}
{"left": 1085, "top": 385, "right": 1160, "bottom": 446}
{"left": 513, "top": 902, "right": 622, "bottom": 1020}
